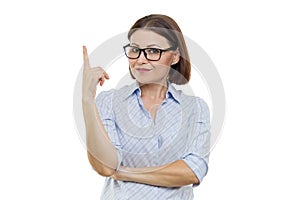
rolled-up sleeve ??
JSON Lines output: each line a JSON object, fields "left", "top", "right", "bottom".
{"left": 95, "top": 90, "right": 122, "bottom": 170}
{"left": 181, "top": 97, "right": 211, "bottom": 186}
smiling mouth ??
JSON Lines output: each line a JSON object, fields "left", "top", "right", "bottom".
{"left": 136, "top": 68, "right": 152, "bottom": 72}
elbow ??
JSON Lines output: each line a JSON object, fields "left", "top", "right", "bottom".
{"left": 192, "top": 175, "right": 200, "bottom": 185}
{"left": 96, "top": 167, "right": 115, "bottom": 177}
{"left": 93, "top": 164, "right": 115, "bottom": 177}
{"left": 87, "top": 151, "right": 115, "bottom": 177}
{"left": 184, "top": 171, "right": 199, "bottom": 186}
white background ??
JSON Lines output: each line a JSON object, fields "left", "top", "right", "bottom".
{"left": 0, "top": 0, "right": 299, "bottom": 199}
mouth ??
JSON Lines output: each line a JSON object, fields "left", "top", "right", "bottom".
{"left": 135, "top": 68, "right": 152, "bottom": 72}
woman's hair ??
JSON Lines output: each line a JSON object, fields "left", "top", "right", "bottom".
{"left": 128, "top": 14, "right": 191, "bottom": 85}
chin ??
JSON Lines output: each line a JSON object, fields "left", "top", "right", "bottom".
{"left": 135, "top": 77, "right": 167, "bottom": 86}
{"left": 132, "top": 71, "right": 168, "bottom": 85}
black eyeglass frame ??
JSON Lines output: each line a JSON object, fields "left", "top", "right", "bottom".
{"left": 123, "top": 44, "right": 177, "bottom": 61}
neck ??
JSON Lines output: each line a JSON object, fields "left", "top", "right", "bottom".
{"left": 139, "top": 81, "right": 168, "bottom": 100}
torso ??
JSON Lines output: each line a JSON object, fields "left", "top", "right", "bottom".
{"left": 141, "top": 96, "right": 164, "bottom": 123}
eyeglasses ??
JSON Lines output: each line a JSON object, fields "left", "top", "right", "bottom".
{"left": 123, "top": 44, "right": 177, "bottom": 61}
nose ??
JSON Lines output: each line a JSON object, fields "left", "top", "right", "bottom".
{"left": 137, "top": 50, "right": 148, "bottom": 64}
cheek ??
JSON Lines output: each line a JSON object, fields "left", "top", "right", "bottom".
{"left": 159, "top": 54, "right": 173, "bottom": 66}
{"left": 128, "top": 59, "right": 138, "bottom": 68}
{"left": 151, "top": 62, "right": 171, "bottom": 75}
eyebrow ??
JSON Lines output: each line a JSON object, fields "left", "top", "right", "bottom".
{"left": 130, "top": 43, "right": 162, "bottom": 48}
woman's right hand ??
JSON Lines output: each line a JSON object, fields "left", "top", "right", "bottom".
{"left": 82, "top": 46, "right": 110, "bottom": 102}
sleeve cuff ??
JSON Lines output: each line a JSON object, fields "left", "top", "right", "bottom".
{"left": 181, "top": 155, "right": 208, "bottom": 187}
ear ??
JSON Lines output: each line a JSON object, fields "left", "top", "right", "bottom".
{"left": 171, "top": 48, "right": 180, "bottom": 65}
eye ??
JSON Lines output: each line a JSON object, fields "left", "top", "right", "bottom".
{"left": 147, "top": 48, "right": 160, "bottom": 54}
{"left": 130, "top": 47, "right": 140, "bottom": 53}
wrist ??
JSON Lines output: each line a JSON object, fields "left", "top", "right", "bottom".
{"left": 82, "top": 88, "right": 96, "bottom": 103}
{"left": 116, "top": 166, "right": 131, "bottom": 181}
{"left": 82, "top": 96, "right": 95, "bottom": 104}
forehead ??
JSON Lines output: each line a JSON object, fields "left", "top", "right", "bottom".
{"left": 130, "top": 29, "right": 169, "bottom": 47}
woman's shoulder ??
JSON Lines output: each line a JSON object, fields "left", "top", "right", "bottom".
{"left": 171, "top": 84, "right": 208, "bottom": 107}
{"left": 174, "top": 89, "right": 210, "bottom": 122}
{"left": 182, "top": 94, "right": 209, "bottom": 116}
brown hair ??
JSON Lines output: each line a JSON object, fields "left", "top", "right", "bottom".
{"left": 128, "top": 14, "right": 191, "bottom": 85}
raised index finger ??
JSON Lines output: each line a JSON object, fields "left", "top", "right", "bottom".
{"left": 83, "top": 45, "right": 90, "bottom": 68}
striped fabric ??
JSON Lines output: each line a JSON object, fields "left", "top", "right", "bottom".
{"left": 95, "top": 81, "right": 211, "bottom": 200}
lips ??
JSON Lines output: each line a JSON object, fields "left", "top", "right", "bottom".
{"left": 136, "top": 68, "right": 152, "bottom": 72}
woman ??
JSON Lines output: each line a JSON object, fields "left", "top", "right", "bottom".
{"left": 82, "top": 14, "right": 210, "bottom": 199}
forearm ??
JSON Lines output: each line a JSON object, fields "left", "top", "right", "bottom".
{"left": 82, "top": 99, "right": 118, "bottom": 176}
{"left": 113, "top": 160, "right": 199, "bottom": 187}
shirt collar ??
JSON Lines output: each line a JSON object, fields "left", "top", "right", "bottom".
{"left": 122, "top": 81, "right": 181, "bottom": 104}
{"left": 166, "top": 81, "right": 181, "bottom": 104}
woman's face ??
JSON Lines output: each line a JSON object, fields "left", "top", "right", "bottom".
{"left": 128, "top": 29, "right": 179, "bottom": 85}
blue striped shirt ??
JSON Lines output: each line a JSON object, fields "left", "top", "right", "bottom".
{"left": 95, "top": 81, "right": 211, "bottom": 200}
